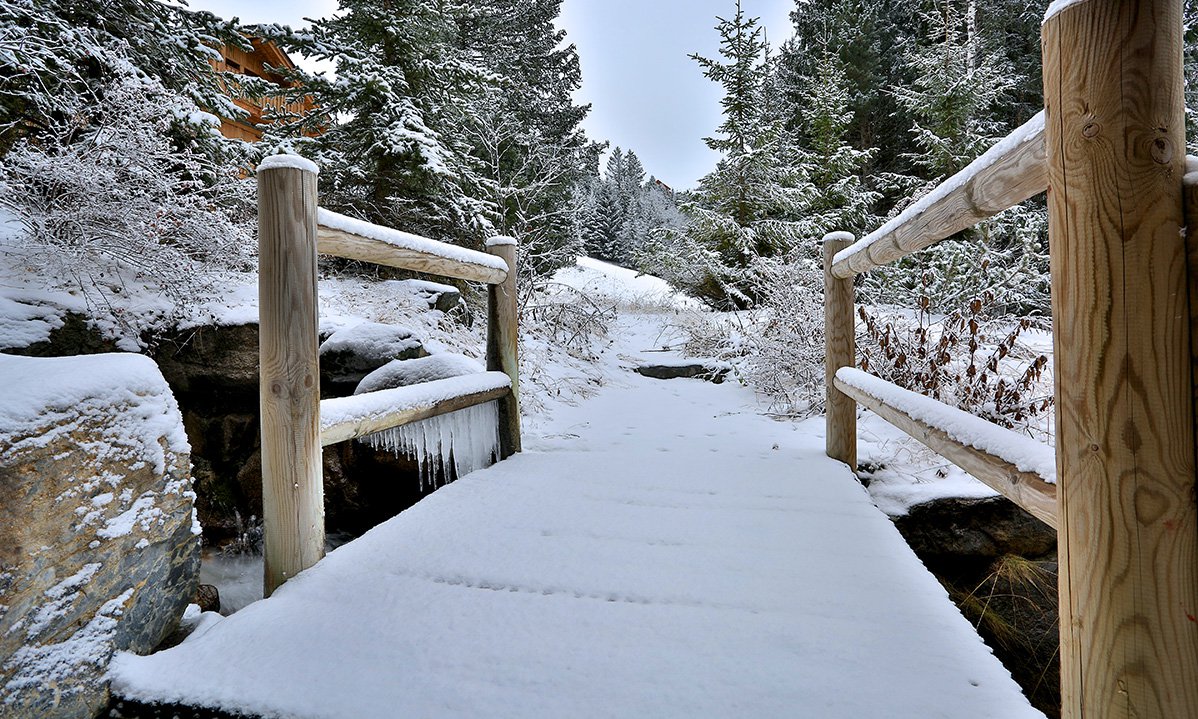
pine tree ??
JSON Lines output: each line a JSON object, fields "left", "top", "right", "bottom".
{"left": 447, "top": 0, "right": 596, "bottom": 276}
{"left": 893, "top": 0, "right": 1018, "bottom": 177}
{"left": 669, "top": 1, "right": 814, "bottom": 307}
{"left": 271, "top": 0, "right": 493, "bottom": 245}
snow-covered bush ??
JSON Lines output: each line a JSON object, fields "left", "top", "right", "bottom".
{"left": 0, "top": 74, "right": 254, "bottom": 327}
{"left": 675, "top": 253, "right": 826, "bottom": 416}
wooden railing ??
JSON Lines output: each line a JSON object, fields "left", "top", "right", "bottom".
{"left": 823, "top": 2, "right": 1198, "bottom": 716}
{"left": 256, "top": 155, "right": 521, "bottom": 596}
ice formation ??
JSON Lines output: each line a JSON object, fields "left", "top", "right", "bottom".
{"left": 362, "top": 401, "right": 500, "bottom": 489}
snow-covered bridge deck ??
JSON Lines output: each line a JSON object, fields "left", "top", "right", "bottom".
{"left": 112, "top": 337, "right": 1042, "bottom": 718}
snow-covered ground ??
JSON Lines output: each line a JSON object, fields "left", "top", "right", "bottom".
{"left": 110, "top": 260, "right": 1043, "bottom": 718}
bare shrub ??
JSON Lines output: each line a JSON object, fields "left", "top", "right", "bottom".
{"left": 857, "top": 280, "right": 1052, "bottom": 433}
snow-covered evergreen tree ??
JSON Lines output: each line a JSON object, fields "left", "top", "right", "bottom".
{"left": 271, "top": 0, "right": 492, "bottom": 245}
{"left": 660, "top": 1, "right": 815, "bottom": 307}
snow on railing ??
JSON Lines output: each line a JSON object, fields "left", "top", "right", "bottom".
{"left": 834, "top": 368, "right": 1057, "bottom": 529}
{"left": 317, "top": 208, "right": 509, "bottom": 285}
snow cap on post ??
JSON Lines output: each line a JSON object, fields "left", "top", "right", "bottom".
{"left": 258, "top": 153, "right": 320, "bottom": 175}
{"left": 821, "top": 231, "right": 855, "bottom": 244}
{"left": 485, "top": 235, "right": 518, "bottom": 247}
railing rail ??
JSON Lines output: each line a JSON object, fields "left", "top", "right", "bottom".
{"left": 256, "top": 155, "right": 521, "bottom": 596}
{"left": 834, "top": 368, "right": 1057, "bottom": 529}
{"left": 823, "top": 2, "right": 1198, "bottom": 715}
{"left": 317, "top": 208, "right": 510, "bottom": 285}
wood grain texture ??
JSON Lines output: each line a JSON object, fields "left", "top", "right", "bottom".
{"left": 823, "top": 235, "right": 857, "bottom": 468}
{"left": 258, "top": 164, "right": 324, "bottom": 597}
{"left": 1044, "top": 1, "right": 1198, "bottom": 716}
{"left": 831, "top": 120, "right": 1047, "bottom": 279}
{"left": 834, "top": 376, "right": 1058, "bottom": 529}
{"left": 486, "top": 240, "right": 521, "bottom": 458}
{"left": 319, "top": 385, "right": 511, "bottom": 447}
{"left": 1186, "top": 176, "right": 1198, "bottom": 508}
{"left": 317, "top": 226, "right": 508, "bottom": 285}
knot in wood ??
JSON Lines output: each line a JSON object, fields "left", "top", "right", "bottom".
{"left": 1082, "top": 123, "right": 1100, "bottom": 138}
{"left": 1151, "top": 136, "right": 1174, "bottom": 165}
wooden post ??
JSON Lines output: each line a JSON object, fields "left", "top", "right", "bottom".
{"left": 486, "top": 237, "right": 521, "bottom": 458}
{"left": 1043, "top": 2, "right": 1198, "bottom": 716}
{"left": 823, "top": 232, "right": 856, "bottom": 469}
{"left": 258, "top": 156, "right": 324, "bottom": 597}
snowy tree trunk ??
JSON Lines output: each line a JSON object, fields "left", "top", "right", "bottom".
{"left": 258, "top": 159, "right": 324, "bottom": 597}
{"left": 1043, "top": 1, "right": 1198, "bottom": 716}
{"left": 486, "top": 237, "right": 521, "bottom": 458}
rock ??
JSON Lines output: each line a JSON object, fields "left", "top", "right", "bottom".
{"left": 635, "top": 359, "right": 731, "bottom": 384}
{"left": 320, "top": 322, "right": 427, "bottom": 394}
{"left": 3, "top": 307, "right": 118, "bottom": 358}
{"left": 151, "top": 323, "right": 261, "bottom": 404}
{"left": 891, "top": 495, "right": 1056, "bottom": 560}
{"left": 388, "top": 279, "right": 463, "bottom": 314}
{"left": 194, "top": 585, "right": 220, "bottom": 614}
{"left": 0, "top": 353, "right": 199, "bottom": 718}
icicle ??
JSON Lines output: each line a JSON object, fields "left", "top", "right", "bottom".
{"left": 359, "top": 401, "right": 501, "bottom": 490}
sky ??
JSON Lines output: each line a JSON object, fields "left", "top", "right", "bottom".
{"left": 189, "top": 0, "right": 797, "bottom": 189}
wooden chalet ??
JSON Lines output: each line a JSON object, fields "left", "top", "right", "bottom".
{"left": 211, "top": 38, "right": 316, "bottom": 142}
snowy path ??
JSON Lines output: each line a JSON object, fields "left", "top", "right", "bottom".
{"left": 113, "top": 318, "right": 1043, "bottom": 719}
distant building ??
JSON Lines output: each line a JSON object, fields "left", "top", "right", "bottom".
{"left": 211, "top": 38, "right": 316, "bottom": 142}
{"left": 653, "top": 178, "right": 674, "bottom": 196}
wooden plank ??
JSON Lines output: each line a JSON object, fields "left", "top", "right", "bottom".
{"left": 257, "top": 158, "right": 325, "bottom": 597}
{"left": 833, "top": 376, "right": 1057, "bottom": 530}
{"left": 1044, "top": 1, "right": 1198, "bottom": 716}
{"left": 831, "top": 113, "right": 1047, "bottom": 279}
{"left": 486, "top": 238, "right": 521, "bottom": 457}
{"left": 316, "top": 213, "right": 507, "bottom": 285}
{"left": 320, "top": 383, "right": 511, "bottom": 447}
{"left": 823, "top": 232, "right": 857, "bottom": 468}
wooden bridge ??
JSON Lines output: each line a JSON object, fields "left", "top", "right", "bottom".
{"left": 109, "top": 3, "right": 1198, "bottom": 718}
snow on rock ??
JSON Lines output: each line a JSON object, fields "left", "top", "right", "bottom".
{"left": 0, "top": 353, "right": 190, "bottom": 469}
{"left": 317, "top": 208, "right": 508, "bottom": 273}
{"left": 355, "top": 353, "right": 485, "bottom": 395}
{"left": 834, "top": 111, "right": 1046, "bottom": 269}
{"left": 0, "top": 296, "right": 67, "bottom": 350}
{"left": 1185, "top": 155, "right": 1198, "bottom": 186}
{"left": 837, "top": 367, "right": 1057, "bottom": 482}
{"left": 110, "top": 319, "right": 1043, "bottom": 718}
{"left": 485, "top": 236, "right": 517, "bottom": 247}
{"left": 319, "top": 321, "right": 427, "bottom": 387}
{"left": 0, "top": 353, "right": 199, "bottom": 718}
{"left": 258, "top": 154, "right": 320, "bottom": 174}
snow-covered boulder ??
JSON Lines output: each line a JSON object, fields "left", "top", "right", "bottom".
{"left": 388, "top": 279, "right": 463, "bottom": 314}
{"left": 355, "top": 353, "right": 484, "bottom": 395}
{"left": 319, "top": 322, "right": 428, "bottom": 393}
{"left": 0, "top": 353, "right": 199, "bottom": 718}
